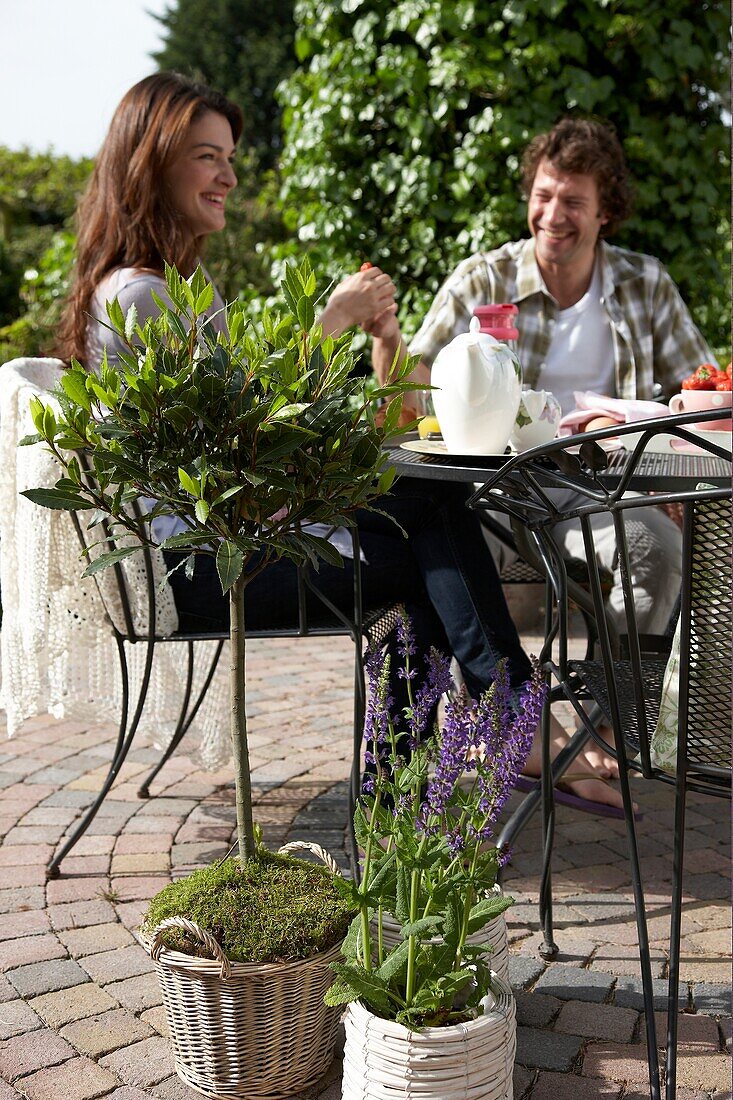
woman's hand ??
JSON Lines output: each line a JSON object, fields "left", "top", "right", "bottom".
{"left": 319, "top": 266, "right": 397, "bottom": 338}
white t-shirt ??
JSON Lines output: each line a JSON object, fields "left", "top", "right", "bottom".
{"left": 542, "top": 261, "right": 615, "bottom": 415}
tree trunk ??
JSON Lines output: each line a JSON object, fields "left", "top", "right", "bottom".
{"left": 230, "top": 574, "right": 256, "bottom": 861}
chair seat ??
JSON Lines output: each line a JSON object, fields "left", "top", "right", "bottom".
{"left": 570, "top": 658, "right": 731, "bottom": 784}
{"left": 570, "top": 658, "right": 665, "bottom": 759}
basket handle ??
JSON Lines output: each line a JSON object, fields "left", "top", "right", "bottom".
{"left": 149, "top": 915, "right": 232, "bottom": 979}
{"left": 277, "top": 840, "right": 342, "bottom": 877}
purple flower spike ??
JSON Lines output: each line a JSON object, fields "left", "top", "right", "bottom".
{"left": 396, "top": 610, "right": 417, "bottom": 661}
{"left": 409, "top": 648, "right": 453, "bottom": 742}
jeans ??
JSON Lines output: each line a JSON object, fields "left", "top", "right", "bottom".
{"left": 163, "top": 477, "right": 531, "bottom": 698}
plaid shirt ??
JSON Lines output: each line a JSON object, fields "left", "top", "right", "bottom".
{"left": 409, "top": 239, "right": 715, "bottom": 400}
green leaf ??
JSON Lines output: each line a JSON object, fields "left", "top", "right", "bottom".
{"left": 20, "top": 488, "right": 95, "bottom": 511}
{"left": 400, "top": 916, "right": 443, "bottom": 940}
{"left": 106, "top": 297, "right": 125, "bottom": 333}
{"left": 195, "top": 282, "right": 215, "bottom": 314}
{"left": 267, "top": 402, "right": 309, "bottom": 423}
{"left": 216, "top": 540, "right": 244, "bottom": 593}
{"left": 375, "top": 938, "right": 410, "bottom": 983}
{"left": 60, "top": 371, "right": 92, "bottom": 413}
{"left": 160, "top": 531, "right": 213, "bottom": 549}
{"left": 42, "top": 405, "right": 57, "bottom": 439}
{"left": 327, "top": 962, "right": 392, "bottom": 1013}
{"left": 296, "top": 295, "right": 315, "bottom": 331}
{"left": 82, "top": 545, "right": 141, "bottom": 576}
{"left": 124, "top": 303, "right": 138, "bottom": 342}
{"left": 323, "top": 977, "right": 359, "bottom": 1007}
{"left": 466, "top": 894, "right": 514, "bottom": 934}
{"left": 178, "top": 468, "right": 200, "bottom": 496}
{"left": 194, "top": 499, "right": 210, "bottom": 523}
{"left": 211, "top": 485, "right": 244, "bottom": 506}
{"left": 29, "top": 395, "right": 45, "bottom": 433}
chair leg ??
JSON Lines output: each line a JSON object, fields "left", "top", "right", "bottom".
{"left": 348, "top": 638, "right": 366, "bottom": 882}
{"left": 616, "top": 749, "right": 662, "bottom": 1100}
{"left": 665, "top": 762, "right": 688, "bottom": 1097}
{"left": 48, "top": 636, "right": 154, "bottom": 878}
{"left": 538, "top": 692, "right": 558, "bottom": 959}
{"left": 137, "top": 639, "right": 225, "bottom": 798}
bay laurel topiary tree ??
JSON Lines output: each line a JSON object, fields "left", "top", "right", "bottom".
{"left": 278, "top": 0, "right": 730, "bottom": 352}
{"left": 23, "top": 260, "right": 415, "bottom": 869}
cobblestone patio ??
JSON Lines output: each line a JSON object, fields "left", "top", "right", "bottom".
{"left": 0, "top": 606, "right": 730, "bottom": 1098}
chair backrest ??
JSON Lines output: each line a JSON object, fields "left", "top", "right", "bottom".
{"left": 682, "top": 493, "right": 731, "bottom": 773}
{"left": 470, "top": 409, "right": 732, "bottom": 787}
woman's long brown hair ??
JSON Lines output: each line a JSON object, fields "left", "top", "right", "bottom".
{"left": 57, "top": 72, "right": 243, "bottom": 363}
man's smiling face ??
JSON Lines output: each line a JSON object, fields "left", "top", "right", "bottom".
{"left": 528, "top": 157, "right": 608, "bottom": 276}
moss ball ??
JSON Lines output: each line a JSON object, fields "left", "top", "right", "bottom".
{"left": 141, "top": 851, "right": 354, "bottom": 963}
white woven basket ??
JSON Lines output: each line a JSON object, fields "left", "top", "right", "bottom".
{"left": 376, "top": 884, "right": 510, "bottom": 983}
{"left": 145, "top": 841, "right": 344, "bottom": 1100}
{"left": 341, "top": 972, "right": 516, "bottom": 1100}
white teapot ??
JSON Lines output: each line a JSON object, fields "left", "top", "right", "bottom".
{"left": 431, "top": 317, "right": 522, "bottom": 455}
{"left": 510, "top": 388, "right": 562, "bottom": 452}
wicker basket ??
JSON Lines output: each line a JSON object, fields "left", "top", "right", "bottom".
{"left": 341, "top": 972, "right": 516, "bottom": 1100}
{"left": 145, "top": 841, "right": 344, "bottom": 1100}
{"left": 376, "top": 884, "right": 510, "bottom": 983}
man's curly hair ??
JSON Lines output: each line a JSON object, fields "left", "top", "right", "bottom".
{"left": 521, "top": 117, "right": 634, "bottom": 237}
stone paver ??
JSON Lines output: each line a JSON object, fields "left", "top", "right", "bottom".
{"left": 0, "top": 629, "right": 728, "bottom": 1098}
{"left": 0, "top": 1000, "right": 43, "bottom": 1040}
{"left": 533, "top": 965, "right": 615, "bottom": 1003}
{"left": 15, "top": 1056, "right": 119, "bottom": 1099}
{"left": 581, "top": 1041, "right": 652, "bottom": 1087}
{"left": 81, "top": 944, "right": 152, "bottom": 985}
{"left": 515, "top": 1026, "right": 583, "bottom": 1071}
{"left": 0, "top": 1027, "right": 75, "bottom": 1080}
{"left": 6, "top": 958, "right": 88, "bottom": 999}
{"left": 0, "top": 933, "right": 67, "bottom": 972}
{"left": 61, "top": 1008, "right": 155, "bottom": 1057}
{"left": 100, "top": 1037, "right": 174, "bottom": 1088}
{"left": 555, "top": 1001, "right": 638, "bottom": 1043}
{"left": 29, "top": 983, "right": 118, "bottom": 1028}
{"left": 56, "top": 922, "right": 136, "bottom": 956}
{"left": 531, "top": 1073, "right": 622, "bottom": 1098}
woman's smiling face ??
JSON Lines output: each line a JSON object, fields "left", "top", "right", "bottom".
{"left": 165, "top": 110, "right": 237, "bottom": 239}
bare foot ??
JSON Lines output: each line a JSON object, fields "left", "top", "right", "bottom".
{"left": 522, "top": 716, "right": 635, "bottom": 814}
{"left": 583, "top": 725, "right": 620, "bottom": 780}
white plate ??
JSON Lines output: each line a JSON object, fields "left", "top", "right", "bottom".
{"left": 399, "top": 439, "right": 514, "bottom": 460}
{"left": 620, "top": 427, "right": 732, "bottom": 456}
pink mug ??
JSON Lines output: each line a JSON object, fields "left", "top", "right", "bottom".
{"left": 668, "top": 389, "right": 732, "bottom": 431}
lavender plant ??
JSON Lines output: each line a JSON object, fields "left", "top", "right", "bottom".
{"left": 326, "top": 614, "right": 546, "bottom": 1028}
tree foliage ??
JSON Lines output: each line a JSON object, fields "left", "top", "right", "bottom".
{"left": 278, "top": 0, "right": 730, "bottom": 352}
{"left": 23, "top": 261, "right": 416, "bottom": 859}
{"left": 153, "top": 0, "right": 297, "bottom": 167}
{"left": 0, "top": 146, "right": 91, "bottom": 358}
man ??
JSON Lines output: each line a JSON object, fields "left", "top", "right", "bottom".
{"left": 371, "top": 116, "right": 714, "bottom": 402}
{"left": 366, "top": 117, "right": 716, "bottom": 802}
{"left": 368, "top": 116, "right": 715, "bottom": 637}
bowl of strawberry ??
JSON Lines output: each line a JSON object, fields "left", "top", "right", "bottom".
{"left": 669, "top": 363, "right": 732, "bottom": 430}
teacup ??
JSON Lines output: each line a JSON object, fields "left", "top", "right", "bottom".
{"left": 510, "top": 389, "right": 562, "bottom": 451}
{"left": 668, "top": 389, "right": 732, "bottom": 432}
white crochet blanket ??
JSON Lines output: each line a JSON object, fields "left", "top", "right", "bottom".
{"left": 0, "top": 358, "right": 232, "bottom": 769}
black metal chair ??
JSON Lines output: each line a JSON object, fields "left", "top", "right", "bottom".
{"left": 478, "top": 501, "right": 617, "bottom": 852}
{"left": 49, "top": 495, "right": 399, "bottom": 880}
{"left": 470, "top": 407, "right": 732, "bottom": 1100}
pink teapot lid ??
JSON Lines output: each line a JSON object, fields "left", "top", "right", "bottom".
{"left": 473, "top": 304, "right": 519, "bottom": 342}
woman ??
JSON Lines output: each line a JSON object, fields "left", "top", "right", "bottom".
{"left": 59, "top": 72, "right": 623, "bottom": 812}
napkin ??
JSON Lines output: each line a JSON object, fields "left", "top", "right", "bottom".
{"left": 558, "top": 391, "right": 669, "bottom": 436}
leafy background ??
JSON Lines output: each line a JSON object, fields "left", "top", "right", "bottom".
{"left": 1, "top": 0, "right": 729, "bottom": 363}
